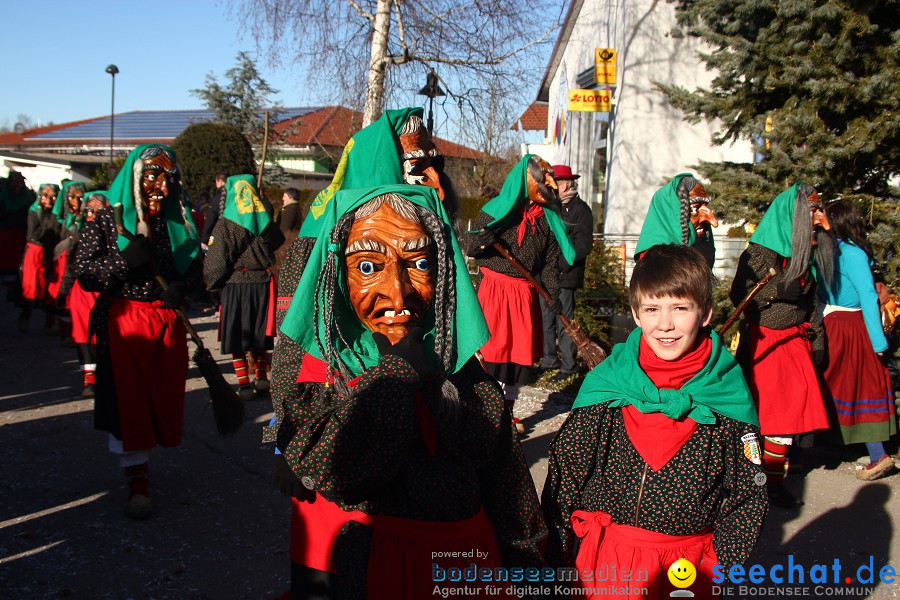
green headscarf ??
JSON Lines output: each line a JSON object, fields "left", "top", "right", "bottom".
{"left": 749, "top": 183, "right": 806, "bottom": 258}
{"left": 281, "top": 184, "right": 489, "bottom": 377}
{"left": 635, "top": 173, "right": 702, "bottom": 255}
{"left": 2, "top": 176, "right": 35, "bottom": 214}
{"left": 108, "top": 144, "right": 199, "bottom": 275}
{"left": 29, "top": 184, "right": 58, "bottom": 213}
{"left": 299, "top": 107, "right": 424, "bottom": 239}
{"left": 222, "top": 174, "right": 271, "bottom": 236}
{"left": 479, "top": 154, "right": 576, "bottom": 265}
{"left": 53, "top": 181, "right": 87, "bottom": 229}
{"left": 572, "top": 327, "right": 758, "bottom": 426}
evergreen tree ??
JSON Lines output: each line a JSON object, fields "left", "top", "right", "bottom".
{"left": 657, "top": 0, "right": 899, "bottom": 281}
{"left": 172, "top": 122, "right": 257, "bottom": 205}
{"left": 191, "top": 51, "right": 286, "bottom": 187}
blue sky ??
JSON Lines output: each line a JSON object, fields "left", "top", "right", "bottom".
{"left": 0, "top": 0, "right": 310, "bottom": 129}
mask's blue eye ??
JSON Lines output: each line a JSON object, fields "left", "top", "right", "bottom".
{"left": 358, "top": 261, "right": 375, "bottom": 275}
{"left": 415, "top": 258, "right": 429, "bottom": 271}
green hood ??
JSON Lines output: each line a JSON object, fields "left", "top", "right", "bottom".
{"left": 222, "top": 174, "right": 271, "bottom": 236}
{"left": 281, "top": 184, "right": 489, "bottom": 377}
{"left": 108, "top": 144, "right": 199, "bottom": 274}
{"left": 2, "top": 179, "right": 35, "bottom": 214}
{"left": 479, "top": 154, "right": 576, "bottom": 265}
{"left": 29, "top": 184, "right": 58, "bottom": 213}
{"left": 299, "top": 107, "right": 424, "bottom": 239}
{"left": 53, "top": 181, "right": 87, "bottom": 229}
{"left": 572, "top": 327, "right": 758, "bottom": 426}
{"left": 749, "top": 183, "right": 807, "bottom": 258}
{"left": 635, "top": 173, "right": 702, "bottom": 255}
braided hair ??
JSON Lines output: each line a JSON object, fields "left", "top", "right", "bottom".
{"left": 676, "top": 176, "right": 697, "bottom": 245}
{"left": 312, "top": 193, "right": 458, "bottom": 399}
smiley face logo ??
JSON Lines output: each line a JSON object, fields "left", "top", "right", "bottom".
{"left": 667, "top": 558, "right": 697, "bottom": 589}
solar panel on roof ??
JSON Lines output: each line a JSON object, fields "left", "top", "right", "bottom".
{"left": 31, "top": 107, "right": 321, "bottom": 141}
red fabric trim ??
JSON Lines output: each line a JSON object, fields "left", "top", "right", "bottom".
{"left": 265, "top": 274, "right": 277, "bottom": 337}
{"left": 21, "top": 242, "right": 47, "bottom": 300}
{"left": 68, "top": 280, "right": 99, "bottom": 344}
{"left": 0, "top": 229, "right": 26, "bottom": 271}
{"left": 571, "top": 509, "right": 718, "bottom": 600}
{"left": 477, "top": 267, "right": 541, "bottom": 365}
{"left": 290, "top": 493, "right": 372, "bottom": 573}
{"left": 621, "top": 336, "right": 709, "bottom": 471}
{"left": 516, "top": 203, "right": 544, "bottom": 247}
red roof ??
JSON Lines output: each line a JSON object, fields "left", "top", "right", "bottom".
{"left": 274, "top": 106, "right": 482, "bottom": 160}
{"left": 512, "top": 102, "right": 548, "bottom": 131}
{"left": 0, "top": 116, "right": 106, "bottom": 146}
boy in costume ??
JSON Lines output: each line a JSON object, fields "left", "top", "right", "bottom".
{"left": 542, "top": 244, "right": 767, "bottom": 600}
{"left": 277, "top": 184, "right": 547, "bottom": 599}
{"left": 58, "top": 190, "right": 108, "bottom": 397}
{"left": 20, "top": 183, "right": 63, "bottom": 333}
{"left": 635, "top": 173, "right": 719, "bottom": 268}
{"left": 467, "top": 154, "right": 576, "bottom": 433}
{"left": 730, "top": 183, "right": 832, "bottom": 507}
{"left": 75, "top": 144, "right": 200, "bottom": 519}
{"left": 204, "top": 174, "right": 284, "bottom": 400}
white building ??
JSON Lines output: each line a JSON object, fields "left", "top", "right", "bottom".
{"left": 526, "top": 0, "right": 750, "bottom": 245}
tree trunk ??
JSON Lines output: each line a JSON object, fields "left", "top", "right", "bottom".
{"left": 363, "top": 0, "right": 392, "bottom": 127}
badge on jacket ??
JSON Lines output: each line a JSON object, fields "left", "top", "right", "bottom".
{"left": 742, "top": 432, "right": 762, "bottom": 466}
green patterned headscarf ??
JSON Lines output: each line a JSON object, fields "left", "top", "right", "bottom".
{"left": 108, "top": 144, "right": 199, "bottom": 274}
{"left": 222, "top": 174, "right": 271, "bottom": 236}
{"left": 282, "top": 184, "right": 489, "bottom": 377}
{"left": 749, "top": 183, "right": 806, "bottom": 258}
{"left": 299, "top": 107, "right": 423, "bottom": 239}
{"left": 573, "top": 327, "right": 758, "bottom": 426}
{"left": 29, "top": 184, "right": 58, "bottom": 213}
{"left": 53, "top": 181, "right": 87, "bottom": 229}
{"left": 479, "top": 154, "right": 576, "bottom": 265}
{"left": 635, "top": 173, "right": 701, "bottom": 255}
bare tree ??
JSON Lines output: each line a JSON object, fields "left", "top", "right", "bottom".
{"left": 235, "top": 0, "right": 564, "bottom": 126}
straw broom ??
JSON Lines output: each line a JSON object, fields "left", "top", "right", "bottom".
{"left": 113, "top": 205, "right": 244, "bottom": 435}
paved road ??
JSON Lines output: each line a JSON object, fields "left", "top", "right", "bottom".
{"left": 1, "top": 298, "right": 898, "bottom": 599}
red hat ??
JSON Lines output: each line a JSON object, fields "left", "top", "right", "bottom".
{"left": 552, "top": 164, "right": 580, "bottom": 180}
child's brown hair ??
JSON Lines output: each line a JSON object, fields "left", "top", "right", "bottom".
{"left": 629, "top": 244, "right": 714, "bottom": 316}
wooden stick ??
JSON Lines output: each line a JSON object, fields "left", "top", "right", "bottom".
{"left": 718, "top": 268, "right": 777, "bottom": 336}
{"left": 258, "top": 111, "right": 269, "bottom": 188}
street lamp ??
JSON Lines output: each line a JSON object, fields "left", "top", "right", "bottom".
{"left": 105, "top": 64, "right": 119, "bottom": 180}
{"left": 417, "top": 70, "right": 445, "bottom": 135}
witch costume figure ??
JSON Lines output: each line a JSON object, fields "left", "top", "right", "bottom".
{"left": 276, "top": 184, "right": 547, "bottom": 599}
{"left": 466, "top": 154, "right": 576, "bottom": 434}
{"left": 204, "top": 174, "right": 284, "bottom": 400}
{"left": 730, "top": 183, "right": 833, "bottom": 507}
{"left": 19, "top": 182, "right": 63, "bottom": 333}
{"left": 58, "top": 189, "right": 108, "bottom": 397}
{"left": 75, "top": 144, "right": 200, "bottom": 520}
{"left": 634, "top": 173, "right": 719, "bottom": 269}
{"left": 51, "top": 180, "right": 87, "bottom": 344}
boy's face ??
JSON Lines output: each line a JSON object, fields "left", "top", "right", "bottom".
{"left": 631, "top": 294, "right": 712, "bottom": 361}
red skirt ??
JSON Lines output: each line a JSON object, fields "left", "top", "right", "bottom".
{"left": 571, "top": 510, "right": 718, "bottom": 600}
{"left": 0, "top": 228, "right": 26, "bottom": 271}
{"left": 108, "top": 298, "right": 188, "bottom": 452}
{"left": 290, "top": 494, "right": 505, "bottom": 599}
{"left": 68, "top": 280, "right": 99, "bottom": 344}
{"left": 823, "top": 310, "right": 896, "bottom": 444}
{"left": 743, "top": 323, "right": 828, "bottom": 435}
{"left": 477, "top": 267, "right": 542, "bottom": 366}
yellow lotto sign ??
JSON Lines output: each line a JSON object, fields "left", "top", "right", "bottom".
{"left": 568, "top": 89, "right": 612, "bottom": 112}
{"left": 595, "top": 48, "right": 617, "bottom": 85}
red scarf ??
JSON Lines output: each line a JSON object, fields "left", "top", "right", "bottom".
{"left": 516, "top": 203, "right": 544, "bottom": 247}
{"left": 622, "top": 336, "right": 711, "bottom": 471}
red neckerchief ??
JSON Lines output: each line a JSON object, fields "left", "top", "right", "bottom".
{"left": 516, "top": 203, "right": 544, "bottom": 247}
{"left": 622, "top": 336, "right": 711, "bottom": 471}
{"left": 296, "top": 353, "right": 437, "bottom": 455}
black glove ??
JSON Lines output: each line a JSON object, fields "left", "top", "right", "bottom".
{"left": 160, "top": 280, "right": 187, "bottom": 309}
{"left": 373, "top": 326, "right": 430, "bottom": 378}
{"left": 547, "top": 296, "right": 562, "bottom": 315}
{"left": 120, "top": 235, "right": 154, "bottom": 271}
{"left": 468, "top": 228, "right": 498, "bottom": 257}
{"left": 776, "top": 278, "right": 803, "bottom": 304}
{"left": 273, "top": 454, "right": 311, "bottom": 500}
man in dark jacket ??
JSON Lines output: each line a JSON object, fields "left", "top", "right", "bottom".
{"left": 277, "top": 187, "right": 304, "bottom": 236}
{"left": 540, "top": 164, "right": 594, "bottom": 382}
{"left": 201, "top": 172, "right": 226, "bottom": 250}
